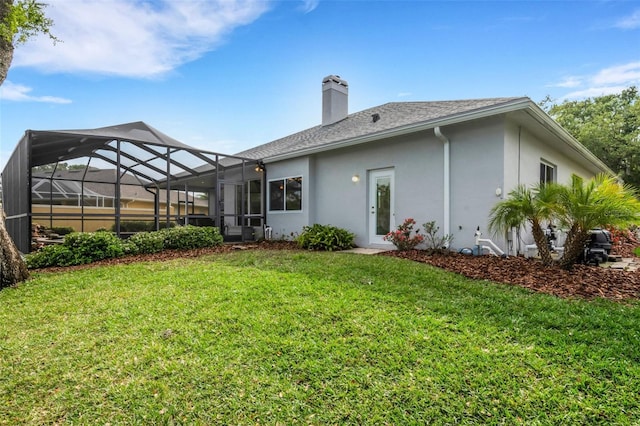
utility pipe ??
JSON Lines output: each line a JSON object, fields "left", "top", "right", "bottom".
{"left": 434, "top": 126, "right": 450, "bottom": 246}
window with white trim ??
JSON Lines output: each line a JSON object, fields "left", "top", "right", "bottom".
{"left": 269, "top": 176, "right": 302, "bottom": 212}
{"left": 540, "top": 161, "right": 556, "bottom": 184}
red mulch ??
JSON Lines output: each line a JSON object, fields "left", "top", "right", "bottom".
{"left": 35, "top": 239, "right": 640, "bottom": 302}
{"left": 382, "top": 248, "right": 640, "bottom": 302}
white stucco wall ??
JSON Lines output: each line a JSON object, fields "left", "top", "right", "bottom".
{"left": 502, "top": 119, "right": 597, "bottom": 253}
{"left": 264, "top": 157, "right": 312, "bottom": 240}
{"left": 264, "top": 114, "right": 605, "bottom": 251}
{"left": 264, "top": 119, "right": 507, "bottom": 249}
{"left": 447, "top": 117, "right": 505, "bottom": 249}
{"left": 310, "top": 130, "right": 444, "bottom": 248}
{"left": 504, "top": 120, "right": 593, "bottom": 190}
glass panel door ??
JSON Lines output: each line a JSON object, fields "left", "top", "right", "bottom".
{"left": 368, "top": 169, "right": 394, "bottom": 244}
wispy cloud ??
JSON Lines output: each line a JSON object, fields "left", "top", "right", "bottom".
{"left": 299, "top": 0, "right": 320, "bottom": 14}
{"left": 13, "top": 0, "right": 271, "bottom": 78}
{"left": 562, "top": 85, "right": 630, "bottom": 100}
{"left": 0, "top": 81, "right": 72, "bottom": 103}
{"left": 591, "top": 61, "right": 640, "bottom": 85}
{"left": 548, "top": 76, "right": 583, "bottom": 88}
{"left": 554, "top": 61, "right": 640, "bottom": 100}
{"left": 614, "top": 9, "right": 640, "bottom": 29}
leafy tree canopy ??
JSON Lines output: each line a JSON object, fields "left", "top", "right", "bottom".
{"left": 541, "top": 87, "right": 640, "bottom": 189}
{"left": 0, "top": 0, "right": 57, "bottom": 44}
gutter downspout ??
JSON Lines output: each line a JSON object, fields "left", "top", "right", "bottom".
{"left": 434, "top": 126, "right": 450, "bottom": 247}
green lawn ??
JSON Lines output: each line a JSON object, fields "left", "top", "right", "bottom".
{"left": 1, "top": 250, "right": 640, "bottom": 424}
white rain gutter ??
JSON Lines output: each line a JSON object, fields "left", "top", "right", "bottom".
{"left": 434, "top": 126, "right": 450, "bottom": 246}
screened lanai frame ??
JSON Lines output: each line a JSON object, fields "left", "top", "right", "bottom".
{"left": 1, "top": 121, "right": 265, "bottom": 253}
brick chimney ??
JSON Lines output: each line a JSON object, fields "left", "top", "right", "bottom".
{"left": 322, "top": 75, "right": 348, "bottom": 126}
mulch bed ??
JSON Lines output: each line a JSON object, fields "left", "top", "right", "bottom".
{"left": 381, "top": 250, "right": 640, "bottom": 301}
{"left": 35, "top": 239, "right": 640, "bottom": 302}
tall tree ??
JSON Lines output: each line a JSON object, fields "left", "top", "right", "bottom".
{"left": 0, "top": 0, "right": 56, "bottom": 287}
{"left": 543, "top": 87, "right": 640, "bottom": 188}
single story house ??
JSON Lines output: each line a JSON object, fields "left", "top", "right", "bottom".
{"left": 2, "top": 75, "right": 613, "bottom": 255}
{"left": 233, "top": 75, "right": 612, "bottom": 254}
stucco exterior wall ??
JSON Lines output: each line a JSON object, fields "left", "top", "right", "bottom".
{"left": 264, "top": 114, "right": 604, "bottom": 252}
{"left": 265, "top": 119, "right": 509, "bottom": 249}
{"left": 447, "top": 117, "right": 505, "bottom": 249}
{"left": 309, "top": 130, "right": 444, "bottom": 248}
{"left": 502, "top": 119, "right": 597, "bottom": 252}
{"left": 504, "top": 121, "right": 593, "bottom": 190}
{"left": 264, "top": 157, "right": 312, "bottom": 240}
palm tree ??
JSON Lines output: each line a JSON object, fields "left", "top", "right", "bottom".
{"left": 555, "top": 174, "right": 640, "bottom": 269}
{"left": 489, "top": 183, "right": 559, "bottom": 266}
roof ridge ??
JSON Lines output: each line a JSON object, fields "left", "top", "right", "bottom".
{"left": 235, "top": 96, "right": 533, "bottom": 160}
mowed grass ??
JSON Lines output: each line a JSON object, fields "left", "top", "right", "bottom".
{"left": 1, "top": 251, "right": 640, "bottom": 424}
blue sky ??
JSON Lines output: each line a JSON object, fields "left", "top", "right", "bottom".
{"left": 1, "top": 0, "right": 639, "bottom": 169}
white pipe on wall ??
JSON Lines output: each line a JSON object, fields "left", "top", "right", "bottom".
{"left": 434, "top": 126, "right": 450, "bottom": 246}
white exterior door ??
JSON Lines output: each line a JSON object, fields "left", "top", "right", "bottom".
{"left": 368, "top": 169, "right": 395, "bottom": 245}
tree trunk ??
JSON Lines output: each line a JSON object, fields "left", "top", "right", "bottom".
{"left": 0, "top": 0, "right": 15, "bottom": 87}
{"left": 0, "top": 207, "right": 29, "bottom": 288}
{"left": 0, "top": 1, "right": 28, "bottom": 287}
{"left": 559, "top": 225, "right": 590, "bottom": 270}
{"left": 531, "top": 219, "right": 553, "bottom": 266}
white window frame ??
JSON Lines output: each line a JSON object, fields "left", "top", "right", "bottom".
{"left": 540, "top": 160, "right": 556, "bottom": 184}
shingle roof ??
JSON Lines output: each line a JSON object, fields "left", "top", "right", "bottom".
{"left": 236, "top": 97, "right": 528, "bottom": 160}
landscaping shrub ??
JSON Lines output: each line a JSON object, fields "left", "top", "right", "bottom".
{"left": 62, "top": 231, "right": 125, "bottom": 264}
{"left": 124, "top": 231, "right": 165, "bottom": 255}
{"left": 384, "top": 218, "right": 424, "bottom": 251}
{"left": 26, "top": 226, "right": 223, "bottom": 268}
{"left": 26, "top": 244, "right": 75, "bottom": 269}
{"left": 159, "top": 225, "right": 223, "bottom": 250}
{"left": 422, "top": 220, "right": 453, "bottom": 253}
{"left": 27, "top": 231, "right": 125, "bottom": 268}
{"left": 296, "top": 224, "right": 355, "bottom": 251}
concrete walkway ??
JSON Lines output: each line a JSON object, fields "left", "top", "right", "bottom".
{"left": 601, "top": 258, "right": 639, "bottom": 272}
{"left": 340, "top": 248, "right": 388, "bottom": 255}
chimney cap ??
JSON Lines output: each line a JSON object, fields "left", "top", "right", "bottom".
{"left": 322, "top": 75, "right": 348, "bottom": 87}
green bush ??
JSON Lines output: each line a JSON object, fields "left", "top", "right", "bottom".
{"left": 634, "top": 247, "right": 640, "bottom": 257}
{"left": 26, "top": 245, "right": 75, "bottom": 269}
{"left": 27, "top": 226, "right": 224, "bottom": 269}
{"left": 124, "top": 232, "right": 165, "bottom": 255}
{"left": 160, "top": 225, "right": 223, "bottom": 250}
{"left": 296, "top": 224, "right": 355, "bottom": 251}
{"left": 62, "top": 231, "right": 125, "bottom": 264}
{"left": 28, "top": 231, "right": 125, "bottom": 268}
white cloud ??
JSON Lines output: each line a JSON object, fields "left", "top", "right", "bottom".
{"left": 562, "top": 85, "right": 630, "bottom": 100}
{"left": 615, "top": 9, "right": 640, "bottom": 29}
{"left": 0, "top": 81, "right": 72, "bottom": 103}
{"left": 556, "top": 61, "right": 640, "bottom": 100}
{"left": 548, "top": 76, "right": 583, "bottom": 88}
{"left": 12, "top": 0, "right": 271, "bottom": 78}
{"left": 591, "top": 61, "right": 640, "bottom": 85}
{"left": 299, "top": 0, "right": 319, "bottom": 13}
